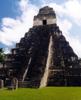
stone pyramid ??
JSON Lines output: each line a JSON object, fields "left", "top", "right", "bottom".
{"left": 6, "top": 6, "right": 81, "bottom": 88}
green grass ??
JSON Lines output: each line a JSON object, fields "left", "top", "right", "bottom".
{"left": 0, "top": 87, "right": 81, "bottom": 100}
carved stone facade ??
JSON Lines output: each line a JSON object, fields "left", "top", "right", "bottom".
{"left": 33, "top": 6, "right": 56, "bottom": 26}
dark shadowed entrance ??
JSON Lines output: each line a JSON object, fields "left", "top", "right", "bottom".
{"left": 43, "top": 20, "right": 47, "bottom": 25}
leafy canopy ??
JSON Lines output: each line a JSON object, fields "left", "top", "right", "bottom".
{"left": 0, "top": 48, "right": 5, "bottom": 63}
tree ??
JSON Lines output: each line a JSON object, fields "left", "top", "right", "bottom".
{"left": 0, "top": 48, "right": 5, "bottom": 63}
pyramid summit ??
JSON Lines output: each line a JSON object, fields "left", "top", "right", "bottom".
{"left": 33, "top": 6, "right": 56, "bottom": 26}
{"left": 2, "top": 6, "right": 81, "bottom": 88}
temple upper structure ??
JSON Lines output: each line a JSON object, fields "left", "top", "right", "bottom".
{"left": 33, "top": 6, "right": 56, "bottom": 26}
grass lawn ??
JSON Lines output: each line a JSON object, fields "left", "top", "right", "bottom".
{"left": 0, "top": 87, "right": 81, "bottom": 100}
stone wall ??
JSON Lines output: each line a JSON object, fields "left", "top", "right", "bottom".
{"left": 33, "top": 6, "right": 56, "bottom": 26}
{"left": 33, "top": 18, "right": 56, "bottom": 26}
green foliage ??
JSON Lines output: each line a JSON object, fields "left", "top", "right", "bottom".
{"left": 0, "top": 48, "right": 5, "bottom": 63}
{"left": 0, "top": 87, "right": 81, "bottom": 100}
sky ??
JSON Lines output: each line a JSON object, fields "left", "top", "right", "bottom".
{"left": 0, "top": 0, "right": 81, "bottom": 58}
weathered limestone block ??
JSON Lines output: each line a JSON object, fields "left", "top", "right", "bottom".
{"left": 0, "top": 79, "right": 4, "bottom": 88}
{"left": 33, "top": 6, "right": 56, "bottom": 26}
{"left": 9, "top": 78, "right": 18, "bottom": 90}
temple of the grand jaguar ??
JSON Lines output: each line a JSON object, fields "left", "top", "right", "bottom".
{"left": 1, "top": 6, "right": 81, "bottom": 88}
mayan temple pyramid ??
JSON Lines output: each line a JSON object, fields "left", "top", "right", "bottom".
{"left": 5, "top": 6, "right": 81, "bottom": 88}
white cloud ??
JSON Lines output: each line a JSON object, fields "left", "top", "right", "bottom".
{"left": 57, "top": 18, "right": 72, "bottom": 34}
{"left": 0, "top": 0, "right": 38, "bottom": 46}
{"left": 64, "top": 0, "right": 81, "bottom": 24}
{"left": 68, "top": 36, "right": 81, "bottom": 58}
{"left": 19, "top": 0, "right": 29, "bottom": 12}
{"left": 48, "top": 0, "right": 81, "bottom": 25}
{"left": 3, "top": 47, "right": 11, "bottom": 54}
